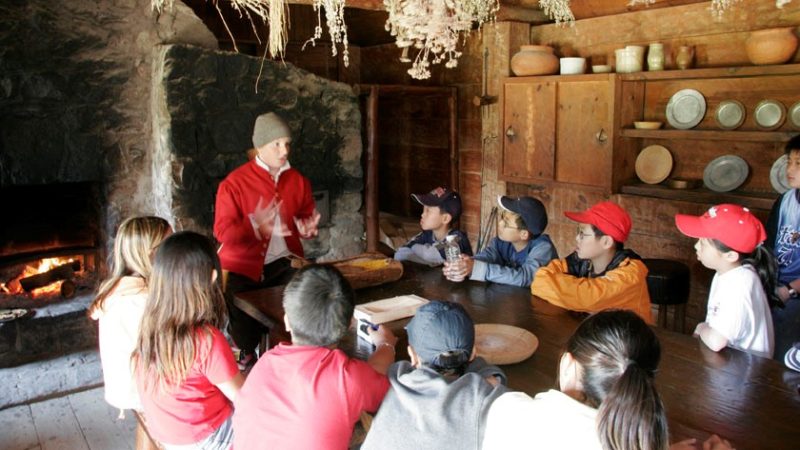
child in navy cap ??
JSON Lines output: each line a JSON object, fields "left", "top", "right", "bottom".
{"left": 445, "top": 195, "right": 558, "bottom": 287}
{"left": 361, "top": 301, "right": 507, "bottom": 450}
{"left": 394, "top": 187, "right": 473, "bottom": 266}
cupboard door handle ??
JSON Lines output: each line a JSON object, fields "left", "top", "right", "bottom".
{"left": 595, "top": 128, "right": 608, "bottom": 144}
{"left": 506, "top": 126, "right": 516, "bottom": 139}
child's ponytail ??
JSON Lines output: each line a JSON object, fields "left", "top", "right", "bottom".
{"left": 596, "top": 363, "right": 668, "bottom": 450}
{"left": 567, "top": 309, "right": 669, "bottom": 450}
{"left": 711, "top": 240, "right": 780, "bottom": 308}
{"left": 741, "top": 245, "right": 780, "bottom": 308}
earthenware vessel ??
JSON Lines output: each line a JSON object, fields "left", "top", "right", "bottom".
{"left": 745, "top": 27, "right": 799, "bottom": 65}
{"left": 647, "top": 43, "right": 664, "bottom": 71}
{"left": 510, "top": 45, "right": 559, "bottom": 76}
{"left": 675, "top": 45, "right": 694, "bottom": 70}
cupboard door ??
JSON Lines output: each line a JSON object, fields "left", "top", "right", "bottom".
{"left": 502, "top": 81, "right": 556, "bottom": 182}
{"left": 555, "top": 80, "right": 612, "bottom": 188}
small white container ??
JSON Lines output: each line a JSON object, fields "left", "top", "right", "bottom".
{"left": 560, "top": 57, "right": 586, "bottom": 75}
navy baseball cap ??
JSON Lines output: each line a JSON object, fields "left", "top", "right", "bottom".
{"left": 498, "top": 195, "right": 548, "bottom": 236}
{"left": 411, "top": 187, "right": 462, "bottom": 221}
{"left": 406, "top": 300, "right": 474, "bottom": 369}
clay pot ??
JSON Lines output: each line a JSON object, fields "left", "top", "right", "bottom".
{"left": 746, "top": 27, "right": 799, "bottom": 65}
{"left": 511, "top": 45, "right": 559, "bottom": 76}
{"left": 675, "top": 45, "right": 695, "bottom": 70}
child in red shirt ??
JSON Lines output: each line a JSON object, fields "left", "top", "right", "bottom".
{"left": 134, "top": 232, "right": 244, "bottom": 450}
{"left": 233, "top": 264, "right": 397, "bottom": 450}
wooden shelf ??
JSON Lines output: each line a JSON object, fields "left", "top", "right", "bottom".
{"left": 620, "top": 183, "right": 778, "bottom": 211}
{"left": 619, "top": 128, "right": 797, "bottom": 142}
{"left": 617, "top": 64, "right": 800, "bottom": 81}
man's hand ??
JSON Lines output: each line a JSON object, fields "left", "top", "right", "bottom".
{"left": 251, "top": 197, "right": 291, "bottom": 239}
{"left": 295, "top": 210, "right": 322, "bottom": 239}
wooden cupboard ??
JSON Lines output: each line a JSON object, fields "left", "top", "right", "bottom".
{"left": 501, "top": 74, "right": 615, "bottom": 190}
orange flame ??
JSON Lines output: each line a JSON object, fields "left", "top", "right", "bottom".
{"left": 0, "top": 257, "right": 76, "bottom": 297}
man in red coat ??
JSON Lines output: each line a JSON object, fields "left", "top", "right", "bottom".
{"left": 214, "top": 112, "right": 321, "bottom": 368}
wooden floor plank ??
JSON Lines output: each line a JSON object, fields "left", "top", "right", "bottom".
{"left": 0, "top": 403, "right": 41, "bottom": 450}
{"left": 69, "top": 388, "right": 136, "bottom": 450}
{"left": 30, "top": 396, "right": 90, "bottom": 450}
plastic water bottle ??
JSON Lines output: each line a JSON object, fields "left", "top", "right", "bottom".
{"left": 444, "top": 235, "right": 461, "bottom": 263}
{"left": 444, "top": 235, "right": 464, "bottom": 281}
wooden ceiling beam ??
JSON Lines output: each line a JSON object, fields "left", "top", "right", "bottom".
{"left": 286, "top": 0, "right": 384, "bottom": 10}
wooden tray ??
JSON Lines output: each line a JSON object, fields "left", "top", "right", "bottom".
{"left": 291, "top": 252, "right": 404, "bottom": 290}
{"left": 353, "top": 294, "right": 429, "bottom": 325}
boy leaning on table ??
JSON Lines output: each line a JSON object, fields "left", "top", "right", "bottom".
{"left": 232, "top": 264, "right": 396, "bottom": 450}
{"left": 531, "top": 201, "right": 653, "bottom": 323}
{"left": 444, "top": 195, "right": 558, "bottom": 287}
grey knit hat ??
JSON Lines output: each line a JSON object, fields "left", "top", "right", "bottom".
{"left": 252, "top": 112, "right": 291, "bottom": 149}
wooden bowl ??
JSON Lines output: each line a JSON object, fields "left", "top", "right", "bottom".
{"left": 666, "top": 177, "right": 701, "bottom": 189}
{"left": 634, "top": 121, "right": 663, "bottom": 129}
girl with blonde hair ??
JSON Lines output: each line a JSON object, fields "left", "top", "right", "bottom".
{"left": 134, "top": 231, "right": 243, "bottom": 450}
{"left": 90, "top": 216, "right": 171, "bottom": 412}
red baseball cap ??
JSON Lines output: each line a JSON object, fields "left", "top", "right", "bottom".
{"left": 565, "top": 201, "right": 632, "bottom": 244}
{"left": 675, "top": 204, "right": 766, "bottom": 254}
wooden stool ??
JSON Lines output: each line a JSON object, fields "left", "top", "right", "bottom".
{"left": 643, "top": 259, "right": 690, "bottom": 333}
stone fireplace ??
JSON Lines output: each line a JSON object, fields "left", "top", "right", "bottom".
{"left": 0, "top": 0, "right": 364, "bottom": 368}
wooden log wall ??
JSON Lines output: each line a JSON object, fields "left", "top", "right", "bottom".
{"left": 487, "top": 0, "right": 800, "bottom": 330}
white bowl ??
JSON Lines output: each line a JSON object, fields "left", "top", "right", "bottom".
{"left": 592, "top": 64, "right": 613, "bottom": 73}
{"left": 560, "top": 57, "right": 586, "bottom": 75}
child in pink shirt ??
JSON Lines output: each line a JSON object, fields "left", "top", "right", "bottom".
{"left": 233, "top": 264, "right": 397, "bottom": 450}
{"left": 134, "top": 232, "right": 244, "bottom": 450}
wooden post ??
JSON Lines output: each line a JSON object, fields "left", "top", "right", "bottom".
{"left": 365, "top": 86, "right": 379, "bottom": 252}
{"left": 449, "top": 87, "right": 458, "bottom": 193}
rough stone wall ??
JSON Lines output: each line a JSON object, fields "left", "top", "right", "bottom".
{"left": 0, "top": 0, "right": 216, "bottom": 246}
{"left": 152, "top": 44, "right": 364, "bottom": 260}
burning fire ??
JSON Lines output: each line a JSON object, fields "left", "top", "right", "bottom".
{"left": 0, "top": 257, "right": 76, "bottom": 297}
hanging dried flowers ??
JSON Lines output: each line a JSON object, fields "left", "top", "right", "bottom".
{"left": 303, "top": 0, "right": 351, "bottom": 67}
{"left": 538, "top": 0, "right": 575, "bottom": 25}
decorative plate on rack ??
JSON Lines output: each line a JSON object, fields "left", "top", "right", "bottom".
{"left": 666, "top": 89, "right": 706, "bottom": 129}
{"left": 474, "top": 324, "right": 539, "bottom": 365}
{"left": 789, "top": 101, "right": 800, "bottom": 130}
{"left": 0, "top": 309, "right": 30, "bottom": 323}
{"left": 635, "top": 145, "right": 673, "bottom": 184}
{"left": 771, "top": 155, "right": 791, "bottom": 194}
{"left": 703, "top": 155, "right": 749, "bottom": 192}
{"left": 754, "top": 99, "right": 786, "bottom": 130}
{"left": 714, "top": 100, "right": 746, "bottom": 130}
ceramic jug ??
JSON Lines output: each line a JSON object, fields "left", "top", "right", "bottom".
{"left": 647, "top": 43, "right": 664, "bottom": 71}
{"left": 675, "top": 45, "right": 694, "bottom": 70}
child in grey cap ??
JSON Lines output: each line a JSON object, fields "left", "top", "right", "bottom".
{"left": 361, "top": 301, "right": 507, "bottom": 450}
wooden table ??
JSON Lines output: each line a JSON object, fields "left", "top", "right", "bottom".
{"left": 235, "top": 263, "right": 800, "bottom": 450}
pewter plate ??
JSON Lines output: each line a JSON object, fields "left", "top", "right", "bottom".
{"left": 789, "top": 101, "right": 800, "bottom": 130}
{"left": 754, "top": 99, "right": 786, "bottom": 130}
{"left": 714, "top": 100, "right": 745, "bottom": 130}
{"left": 703, "top": 155, "right": 749, "bottom": 192}
{"left": 771, "top": 155, "right": 791, "bottom": 194}
{"left": 666, "top": 89, "right": 706, "bottom": 129}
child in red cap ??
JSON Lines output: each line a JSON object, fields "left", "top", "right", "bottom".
{"left": 531, "top": 201, "right": 652, "bottom": 323}
{"left": 675, "top": 204, "right": 777, "bottom": 358}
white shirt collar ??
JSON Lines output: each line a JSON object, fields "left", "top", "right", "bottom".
{"left": 254, "top": 155, "right": 291, "bottom": 181}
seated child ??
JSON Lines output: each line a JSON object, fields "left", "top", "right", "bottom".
{"left": 676, "top": 204, "right": 776, "bottom": 358}
{"left": 394, "top": 186, "right": 473, "bottom": 266}
{"left": 445, "top": 195, "right": 558, "bottom": 287}
{"left": 362, "top": 301, "right": 507, "bottom": 450}
{"left": 233, "top": 264, "right": 397, "bottom": 450}
{"left": 766, "top": 134, "right": 800, "bottom": 362}
{"left": 134, "top": 231, "right": 243, "bottom": 450}
{"left": 90, "top": 216, "right": 171, "bottom": 413}
{"left": 482, "top": 309, "right": 733, "bottom": 450}
{"left": 531, "top": 201, "right": 652, "bottom": 323}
